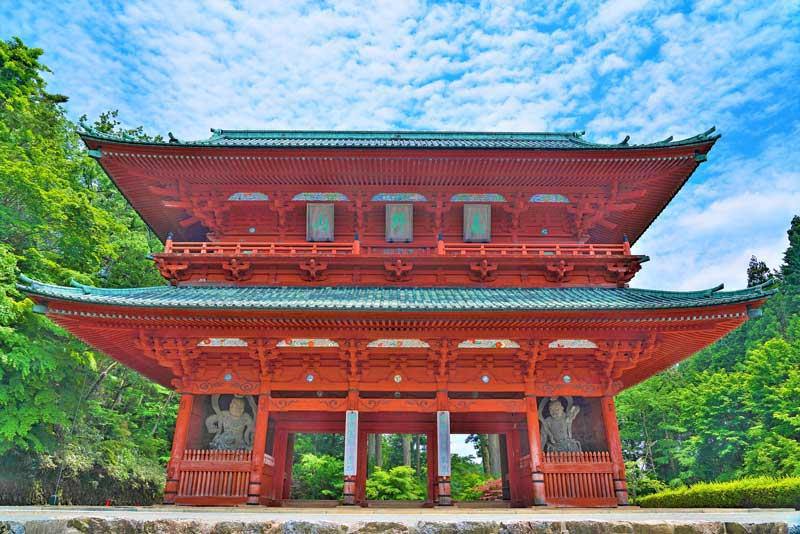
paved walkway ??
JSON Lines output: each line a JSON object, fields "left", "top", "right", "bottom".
{"left": 1, "top": 505, "right": 798, "bottom": 526}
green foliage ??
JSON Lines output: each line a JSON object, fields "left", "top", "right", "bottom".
{"left": 365, "top": 465, "right": 426, "bottom": 500}
{"left": 0, "top": 36, "right": 170, "bottom": 504}
{"left": 450, "top": 453, "right": 492, "bottom": 501}
{"left": 617, "top": 215, "right": 800, "bottom": 493}
{"left": 638, "top": 477, "right": 800, "bottom": 508}
{"left": 291, "top": 453, "right": 344, "bottom": 500}
{"left": 625, "top": 461, "right": 668, "bottom": 502}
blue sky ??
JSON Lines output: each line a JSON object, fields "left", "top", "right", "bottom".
{"left": 3, "top": 0, "right": 799, "bottom": 459}
{"left": 4, "top": 1, "right": 800, "bottom": 292}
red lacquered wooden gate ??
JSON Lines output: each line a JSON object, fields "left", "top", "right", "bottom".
{"left": 541, "top": 451, "right": 616, "bottom": 506}
{"left": 175, "top": 449, "right": 252, "bottom": 505}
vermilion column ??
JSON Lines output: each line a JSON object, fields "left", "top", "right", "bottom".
{"left": 247, "top": 394, "right": 270, "bottom": 505}
{"left": 355, "top": 430, "right": 368, "bottom": 505}
{"left": 426, "top": 430, "right": 437, "bottom": 506}
{"left": 342, "top": 410, "right": 359, "bottom": 505}
{"left": 602, "top": 395, "right": 629, "bottom": 505}
{"left": 163, "top": 393, "right": 193, "bottom": 504}
{"left": 525, "top": 395, "right": 546, "bottom": 506}
{"left": 282, "top": 434, "right": 295, "bottom": 499}
{"left": 270, "top": 428, "right": 288, "bottom": 506}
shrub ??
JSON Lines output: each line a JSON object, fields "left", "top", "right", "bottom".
{"left": 291, "top": 453, "right": 343, "bottom": 500}
{"left": 474, "top": 478, "right": 503, "bottom": 501}
{"left": 366, "top": 466, "right": 426, "bottom": 500}
{"left": 638, "top": 477, "right": 800, "bottom": 508}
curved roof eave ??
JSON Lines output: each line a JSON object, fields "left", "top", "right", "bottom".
{"left": 18, "top": 276, "right": 774, "bottom": 313}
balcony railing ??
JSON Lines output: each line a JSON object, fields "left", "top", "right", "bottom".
{"left": 163, "top": 239, "right": 632, "bottom": 258}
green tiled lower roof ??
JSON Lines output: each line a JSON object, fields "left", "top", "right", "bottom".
{"left": 18, "top": 277, "right": 772, "bottom": 312}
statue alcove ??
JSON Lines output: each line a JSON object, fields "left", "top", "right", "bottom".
{"left": 536, "top": 396, "right": 608, "bottom": 453}
{"left": 184, "top": 394, "right": 258, "bottom": 450}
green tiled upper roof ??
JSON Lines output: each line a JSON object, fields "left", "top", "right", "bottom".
{"left": 78, "top": 126, "right": 720, "bottom": 150}
{"left": 18, "top": 277, "right": 772, "bottom": 313}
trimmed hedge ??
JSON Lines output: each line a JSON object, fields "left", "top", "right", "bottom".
{"left": 638, "top": 477, "right": 800, "bottom": 508}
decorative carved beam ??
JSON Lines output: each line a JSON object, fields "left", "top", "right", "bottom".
{"left": 421, "top": 193, "right": 450, "bottom": 239}
{"left": 500, "top": 193, "right": 528, "bottom": 241}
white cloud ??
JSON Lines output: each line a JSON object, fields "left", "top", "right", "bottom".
{"left": 2, "top": 0, "right": 798, "bottom": 290}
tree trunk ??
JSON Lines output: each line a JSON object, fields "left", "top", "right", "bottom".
{"left": 487, "top": 434, "right": 502, "bottom": 476}
{"left": 480, "top": 435, "right": 491, "bottom": 475}
{"left": 402, "top": 434, "right": 412, "bottom": 466}
{"left": 375, "top": 434, "right": 383, "bottom": 468}
{"left": 414, "top": 434, "right": 421, "bottom": 475}
{"left": 150, "top": 391, "right": 175, "bottom": 436}
{"left": 368, "top": 434, "right": 375, "bottom": 470}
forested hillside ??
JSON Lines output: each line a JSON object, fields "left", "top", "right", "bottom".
{"left": 0, "top": 36, "right": 797, "bottom": 504}
{"left": 0, "top": 38, "right": 174, "bottom": 504}
{"left": 617, "top": 223, "right": 800, "bottom": 497}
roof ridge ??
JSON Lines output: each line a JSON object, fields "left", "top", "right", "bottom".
{"left": 78, "top": 125, "right": 720, "bottom": 150}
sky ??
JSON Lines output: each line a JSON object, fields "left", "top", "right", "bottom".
{"left": 3, "top": 0, "right": 800, "bottom": 456}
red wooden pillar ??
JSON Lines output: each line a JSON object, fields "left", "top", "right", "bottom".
{"left": 506, "top": 430, "right": 524, "bottom": 507}
{"left": 247, "top": 394, "right": 270, "bottom": 505}
{"left": 164, "top": 393, "right": 193, "bottom": 504}
{"left": 525, "top": 395, "right": 546, "bottom": 506}
{"left": 425, "top": 430, "right": 437, "bottom": 505}
{"left": 282, "top": 433, "right": 295, "bottom": 499}
{"left": 355, "top": 430, "right": 368, "bottom": 505}
{"left": 602, "top": 395, "right": 629, "bottom": 505}
{"left": 269, "top": 428, "right": 289, "bottom": 506}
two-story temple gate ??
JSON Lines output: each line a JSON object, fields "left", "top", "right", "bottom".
{"left": 21, "top": 127, "right": 772, "bottom": 506}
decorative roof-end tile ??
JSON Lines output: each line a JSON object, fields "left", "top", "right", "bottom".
{"left": 18, "top": 277, "right": 773, "bottom": 313}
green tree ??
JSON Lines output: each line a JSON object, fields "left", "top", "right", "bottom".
{"left": 291, "top": 453, "right": 344, "bottom": 499}
{"left": 365, "top": 465, "right": 426, "bottom": 500}
{"left": 0, "top": 36, "right": 172, "bottom": 504}
{"left": 618, "top": 215, "right": 800, "bottom": 487}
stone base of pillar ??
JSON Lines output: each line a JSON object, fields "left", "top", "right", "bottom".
{"left": 246, "top": 480, "right": 261, "bottom": 505}
{"left": 614, "top": 478, "right": 629, "bottom": 505}
{"left": 342, "top": 476, "right": 357, "bottom": 505}
{"left": 436, "top": 476, "right": 452, "bottom": 506}
{"left": 532, "top": 471, "right": 546, "bottom": 506}
{"left": 163, "top": 475, "right": 178, "bottom": 505}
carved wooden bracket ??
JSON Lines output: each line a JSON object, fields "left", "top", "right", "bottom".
{"left": 470, "top": 259, "right": 498, "bottom": 282}
{"left": 222, "top": 257, "right": 253, "bottom": 281}
{"left": 500, "top": 193, "right": 529, "bottom": 242}
{"left": 546, "top": 260, "right": 575, "bottom": 283}
{"left": 606, "top": 262, "right": 640, "bottom": 285}
{"left": 268, "top": 192, "right": 291, "bottom": 240}
{"left": 344, "top": 192, "right": 367, "bottom": 238}
{"left": 155, "top": 258, "right": 190, "bottom": 285}
{"left": 421, "top": 193, "right": 450, "bottom": 238}
{"left": 384, "top": 259, "right": 413, "bottom": 281}
{"left": 300, "top": 258, "right": 328, "bottom": 281}
{"left": 566, "top": 182, "right": 644, "bottom": 240}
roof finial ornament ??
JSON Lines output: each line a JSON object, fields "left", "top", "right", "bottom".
{"left": 168, "top": 132, "right": 179, "bottom": 144}
{"left": 701, "top": 126, "right": 716, "bottom": 138}
{"left": 660, "top": 136, "right": 674, "bottom": 144}
{"left": 618, "top": 135, "right": 630, "bottom": 146}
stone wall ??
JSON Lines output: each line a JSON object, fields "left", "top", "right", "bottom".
{"left": 0, "top": 517, "right": 792, "bottom": 534}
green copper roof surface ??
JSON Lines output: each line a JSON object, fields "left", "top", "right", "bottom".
{"left": 78, "top": 126, "right": 720, "bottom": 150}
{"left": 19, "top": 277, "right": 771, "bottom": 313}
